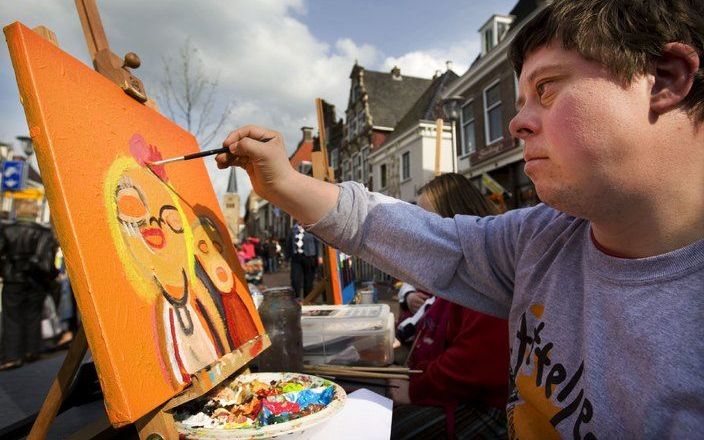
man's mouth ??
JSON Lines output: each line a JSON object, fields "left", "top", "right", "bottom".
{"left": 141, "top": 227, "right": 166, "bottom": 249}
{"left": 523, "top": 151, "right": 548, "bottom": 162}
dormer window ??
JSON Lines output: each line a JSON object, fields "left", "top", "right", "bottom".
{"left": 351, "top": 81, "right": 359, "bottom": 103}
{"left": 480, "top": 15, "right": 514, "bottom": 55}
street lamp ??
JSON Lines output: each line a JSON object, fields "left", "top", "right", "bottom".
{"left": 441, "top": 95, "right": 464, "bottom": 173}
{"left": 16, "top": 135, "right": 33, "bottom": 157}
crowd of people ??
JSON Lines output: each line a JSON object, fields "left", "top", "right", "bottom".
{"left": 237, "top": 226, "right": 323, "bottom": 300}
{"left": 0, "top": 202, "right": 75, "bottom": 371}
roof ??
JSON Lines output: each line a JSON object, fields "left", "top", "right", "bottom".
{"left": 509, "top": 0, "right": 547, "bottom": 27}
{"left": 226, "top": 168, "right": 238, "bottom": 193}
{"left": 362, "top": 69, "right": 432, "bottom": 129}
{"left": 381, "top": 70, "right": 460, "bottom": 146}
{"left": 289, "top": 137, "right": 314, "bottom": 170}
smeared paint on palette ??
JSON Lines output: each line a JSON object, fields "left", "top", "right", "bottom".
{"left": 5, "top": 22, "right": 266, "bottom": 425}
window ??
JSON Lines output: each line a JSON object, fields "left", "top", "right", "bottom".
{"left": 361, "top": 146, "right": 370, "bottom": 182}
{"left": 353, "top": 152, "right": 362, "bottom": 182}
{"left": 350, "top": 82, "right": 359, "bottom": 103}
{"left": 483, "top": 28, "right": 494, "bottom": 53}
{"left": 497, "top": 22, "right": 510, "bottom": 43}
{"left": 484, "top": 82, "right": 503, "bottom": 143}
{"left": 348, "top": 114, "right": 357, "bottom": 141}
{"left": 460, "top": 101, "right": 476, "bottom": 156}
{"left": 380, "top": 164, "right": 387, "bottom": 189}
{"left": 342, "top": 159, "right": 352, "bottom": 181}
{"left": 356, "top": 110, "right": 365, "bottom": 133}
{"left": 401, "top": 151, "right": 410, "bottom": 181}
{"left": 329, "top": 149, "right": 339, "bottom": 170}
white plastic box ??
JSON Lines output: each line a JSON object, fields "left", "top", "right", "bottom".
{"left": 301, "top": 304, "right": 395, "bottom": 366}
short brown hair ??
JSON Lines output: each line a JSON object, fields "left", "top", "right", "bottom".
{"left": 508, "top": 0, "right": 704, "bottom": 122}
{"left": 418, "top": 173, "right": 498, "bottom": 219}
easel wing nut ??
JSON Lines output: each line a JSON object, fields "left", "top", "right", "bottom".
{"left": 94, "top": 49, "right": 147, "bottom": 102}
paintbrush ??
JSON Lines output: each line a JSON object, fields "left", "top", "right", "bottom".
{"left": 148, "top": 138, "right": 273, "bottom": 166}
{"left": 147, "top": 146, "right": 232, "bottom": 166}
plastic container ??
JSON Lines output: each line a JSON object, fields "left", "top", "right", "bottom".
{"left": 301, "top": 304, "right": 394, "bottom": 366}
{"left": 356, "top": 286, "right": 375, "bottom": 304}
{"left": 256, "top": 287, "right": 303, "bottom": 372}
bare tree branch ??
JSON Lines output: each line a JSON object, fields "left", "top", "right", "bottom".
{"left": 157, "top": 38, "right": 233, "bottom": 146}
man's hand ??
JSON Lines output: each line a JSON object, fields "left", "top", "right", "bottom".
{"left": 388, "top": 378, "right": 411, "bottom": 405}
{"left": 216, "top": 125, "right": 295, "bottom": 201}
{"left": 407, "top": 291, "right": 431, "bottom": 314}
{"left": 215, "top": 125, "right": 340, "bottom": 225}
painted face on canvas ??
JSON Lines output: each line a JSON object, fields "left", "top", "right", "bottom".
{"left": 114, "top": 167, "right": 189, "bottom": 295}
{"left": 193, "top": 217, "right": 234, "bottom": 293}
{"left": 510, "top": 43, "right": 653, "bottom": 219}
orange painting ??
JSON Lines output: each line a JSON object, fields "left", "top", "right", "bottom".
{"left": 5, "top": 22, "right": 265, "bottom": 425}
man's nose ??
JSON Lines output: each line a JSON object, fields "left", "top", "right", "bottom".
{"left": 509, "top": 107, "right": 538, "bottom": 140}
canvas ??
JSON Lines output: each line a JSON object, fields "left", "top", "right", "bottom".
{"left": 5, "top": 22, "right": 266, "bottom": 425}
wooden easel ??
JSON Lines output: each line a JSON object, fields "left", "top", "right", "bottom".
{"left": 26, "top": 2, "right": 270, "bottom": 438}
{"left": 304, "top": 98, "right": 342, "bottom": 305}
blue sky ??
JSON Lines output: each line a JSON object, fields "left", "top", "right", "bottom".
{"left": 0, "top": 0, "right": 516, "bottom": 204}
{"left": 300, "top": 1, "right": 516, "bottom": 57}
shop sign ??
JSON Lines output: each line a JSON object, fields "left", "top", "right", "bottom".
{"left": 470, "top": 138, "right": 516, "bottom": 166}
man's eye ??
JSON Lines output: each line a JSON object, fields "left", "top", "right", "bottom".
{"left": 536, "top": 81, "right": 548, "bottom": 96}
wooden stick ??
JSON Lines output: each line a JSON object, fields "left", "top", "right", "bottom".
{"left": 311, "top": 364, "right": 422, "bottom": 374}
{"left": 434, "top": 118, "right": 444, "bottom": 176}
{"left": 75, "top": 0, "right": 110, "bottom": 60}
{"left": 311, "top": 364, "right": 423, "bottom": 374}
{"left": 303, "top": 367, "right": 409, "bottom": 380}
{"left": 28, "top": 326, "right": 88, "bottom": 440}
{"left": 322, "top": 376, "right": 400, "bottom": 389}
{"left": 315, "top": 98, "right": 334, "bottom": 182}
{"left": 302, "top": 279, "right": 326, "bottom": 305}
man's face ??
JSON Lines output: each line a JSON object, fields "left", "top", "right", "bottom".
{"left": 510, "top": 43, "right": 654, "bottom": 220}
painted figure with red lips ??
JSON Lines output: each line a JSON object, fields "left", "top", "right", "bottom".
{"left": 108, "top": 134, "right": 220, "bottom": 386}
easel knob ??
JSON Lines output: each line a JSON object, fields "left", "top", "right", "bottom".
{"left": 123, "top": 52, "right": 141, "bottom": 69}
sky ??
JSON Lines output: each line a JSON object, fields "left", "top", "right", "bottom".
{"left": 0, "top": 0, "right": 516, "bottom": 210}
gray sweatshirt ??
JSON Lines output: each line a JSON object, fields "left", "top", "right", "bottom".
{"left": 309, "top": 182, "right": 704, "bottom": 439}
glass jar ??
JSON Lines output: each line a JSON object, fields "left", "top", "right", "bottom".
{"left": 255, "top": 287, "right": 303, "bottom": 372}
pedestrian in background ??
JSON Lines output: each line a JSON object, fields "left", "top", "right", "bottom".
{"left": 266, "top": 236, "right": 279, "bottom": 273}
{"left": 55, "top": 248, "right": 77, "bottom": 347}
{"left": 285, "top": 221, "right": 319, "bottom": 298}
{"left": 0, "top": 202, "right": 58, "bottom": 370}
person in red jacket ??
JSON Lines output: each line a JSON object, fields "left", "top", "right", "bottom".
{"left": 389, "top": 173, "right": 509, "bottom": 440}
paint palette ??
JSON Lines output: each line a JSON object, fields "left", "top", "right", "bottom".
{"left": 175, "top": 372, "right": 347, "bottom": 439}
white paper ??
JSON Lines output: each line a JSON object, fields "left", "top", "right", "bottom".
{"left": 307, "top": 388, "right": 393, "bottom": 440}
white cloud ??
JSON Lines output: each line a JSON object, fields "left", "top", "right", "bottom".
{"left": 0, "top": 1, "right": 480, "bottom": 217}
{"left": 382, "top": 39, "right": 479, "bottom": 78}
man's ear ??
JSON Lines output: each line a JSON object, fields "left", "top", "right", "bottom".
{"left": 650, "top": 42, "right": 699, "bottom": 115}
